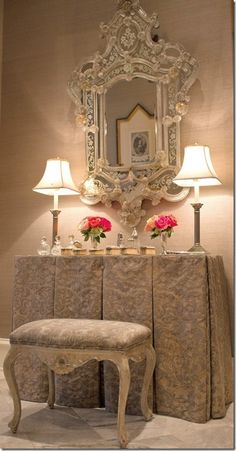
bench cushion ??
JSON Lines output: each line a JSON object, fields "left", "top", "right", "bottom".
{"left": 10, "top": 319, "right": 151, "bottom": 351}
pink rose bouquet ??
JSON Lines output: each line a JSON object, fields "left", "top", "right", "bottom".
{"left": 79, "top": 216, "right": 112, "bottom": 243}
{"left": 144, "top": 214, "right": 178, "bottom": 239}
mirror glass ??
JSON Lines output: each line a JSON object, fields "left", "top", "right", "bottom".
{"left": 105, "top": 79, "right": 156, "bottom": 167}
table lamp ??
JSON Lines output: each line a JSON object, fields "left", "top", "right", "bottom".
{"left": 173, "top": 144, "right": 221, "bottom": 253}
{"left": 33, "top": 158, "right": 79, "bottom": 244}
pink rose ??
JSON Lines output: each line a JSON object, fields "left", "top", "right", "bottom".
{"left": 144, "top": 213, "right": 178, "bottom": 236}
{"left": 100, "top": 217, "right": 112, "bottom": 232}
{"left": 155, "top": 215, "right": 170, "bottom": 231}
{"left": 88, "top": 217, "right": 101, "bottom": 228}
{"left": 79, "top": 216, "right": 112, "bottom": 233}
{"left": 168, "top": 214, "right": 178, "bottom": 227}
{"left": 78, "top": 217, "right": 90, "bottom": 231}
{"left": 79, "top": 216, "right": 112, "bottom": 241}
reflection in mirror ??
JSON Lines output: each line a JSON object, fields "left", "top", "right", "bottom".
{"left": 117, "top": 104, "right": 155, "bottom": 167}
{"left": 106, "top": 79, "right": 156, "bottom": 166}
{"left": 68, "top": 0, "right": 198, "bottom": 226}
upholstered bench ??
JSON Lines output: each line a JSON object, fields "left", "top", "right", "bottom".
{"left": 3, "top": 318, "right": 156, "bottom": 448}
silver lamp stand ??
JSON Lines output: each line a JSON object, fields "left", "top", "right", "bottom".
{"left": 188, "top": 203, "right": 207, "bottom": 253}
{"left": 50, "top": 209, "right": 61, "bottom": 246}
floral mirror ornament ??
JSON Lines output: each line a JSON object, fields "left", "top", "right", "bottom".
{"left": 68, "top": 0, "right": 198, "bottom": 227}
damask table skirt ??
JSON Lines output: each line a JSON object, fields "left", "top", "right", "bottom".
{"left": 12, "top": 255, "right": 232, "bottom": 423}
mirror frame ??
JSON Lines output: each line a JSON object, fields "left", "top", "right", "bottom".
{"left": 68, "top": 0, "right": 198, "bottom": 227}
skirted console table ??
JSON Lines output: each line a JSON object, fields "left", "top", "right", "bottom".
{"left": 12, "top": 254, "right": 232, "bottom": 423}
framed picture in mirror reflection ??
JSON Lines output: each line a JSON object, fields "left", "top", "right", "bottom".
{"left": 131, "top": 131, "right": 149, "bottom": 163}
{"left": 117, "top": 104, "right": 155, "bottom": 166}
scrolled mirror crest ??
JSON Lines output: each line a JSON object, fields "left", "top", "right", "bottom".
{"left": 68, "top": 0, "right": 198, "bottom": 227}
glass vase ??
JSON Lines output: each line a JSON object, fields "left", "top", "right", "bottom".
{"left": 160, "top": 233, "right": 168, "bottom": 255}
{"left": 90, "top": 235, "right": 98, "bottom": 250}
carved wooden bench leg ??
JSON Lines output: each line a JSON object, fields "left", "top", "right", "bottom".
{"left": 47, "top": 368, "right": 55, "bottom": 409}
{"left": 141, "top": 344, "right": 156, "bottom": 421}
{"left": 116, "top": 355, "right": 131, "bottom": 449}
{"left": 3, "top": 348, "right": 22, "bottom": 433}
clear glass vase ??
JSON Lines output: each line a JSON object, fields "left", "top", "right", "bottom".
{"left": 160, "top": 233, "right": 168, "bottom": 255}
{"left": 90, "top": 235, "right": 98, "bottom": 250}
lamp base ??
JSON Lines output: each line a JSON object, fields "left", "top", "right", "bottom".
{"left": 50, "top": 209, "right": 61, "bottom": 245}
{"left": 188, "top": 243, "right": 207, "bottom": 253}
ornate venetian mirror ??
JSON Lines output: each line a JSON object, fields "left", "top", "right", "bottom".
{"left": 68, "top": 0, "right": 198, "bottom": 226}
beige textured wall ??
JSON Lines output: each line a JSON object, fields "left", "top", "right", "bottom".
{"left": 0, "top": 0, "right": 233, "bottom": 337}
{"left": 0, "top": 0, "right": 3, "bottom": 117}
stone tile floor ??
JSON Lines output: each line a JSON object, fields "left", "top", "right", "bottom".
{"left": 0, "top": 369, "right": 234, "bottom": 450}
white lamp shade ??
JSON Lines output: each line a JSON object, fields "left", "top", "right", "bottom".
{"left": 173, "top": 145, "right": 222, "bottom": 187}
{"left": 33, "top": 158, "right": 79, "bottom": 196}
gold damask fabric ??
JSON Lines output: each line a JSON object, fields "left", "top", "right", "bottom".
{"left": 152, "top": 255, "right": 232, "bottom": 422}
{"left": 153, "top": 255, "right": 211, "bottom": 422}
{"left": 52, "top": 257, "right": 103, "bottom": 407}
{"left": 10, "top": 318, "right": 151, "bottom": 349}
{"left": 12, "top": 255, "right": 232, "bottom": 422}
{"left": 13, "top": 256, "right": 56, "bottom": 402}
{"left": 206, "top": 256, "right": 233, "bottom": 418}
{"left": 103, "top": 256, "right": 153, "bottom": 415}
{"left": 54, "top": 257, "right": 103, "bottom": 319}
